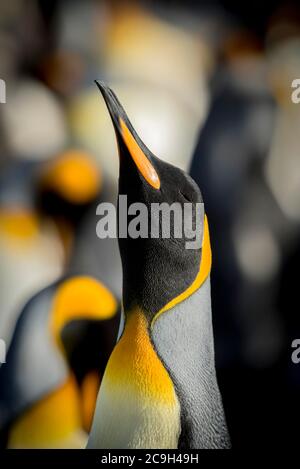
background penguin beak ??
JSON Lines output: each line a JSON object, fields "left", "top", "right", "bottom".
{"left": 95, "top": 80, "right": 160, "bottom": 190}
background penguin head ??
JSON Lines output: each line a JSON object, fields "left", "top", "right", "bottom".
{"left": 37, "top": 149, "right": 101, "bottom": 219}
{"left": 35, "top": 149, "right": 102, "bottom": 260}
{"left": 0, "top": 275, "right": 118, "bottom": 447}
{"left": 96, "top": 81, "right": 205, "bottom": 319}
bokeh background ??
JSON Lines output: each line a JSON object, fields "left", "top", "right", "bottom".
{"left": 0, "top": 0, "right": 300, "bottom": 448}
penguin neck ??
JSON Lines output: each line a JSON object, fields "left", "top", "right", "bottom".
{"left": 120, "top": 214, "right": 211, "bottom": 323}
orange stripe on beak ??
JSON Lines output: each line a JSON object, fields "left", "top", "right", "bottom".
{"left": 119, "top": 118, "right": 160, "bottom": 190}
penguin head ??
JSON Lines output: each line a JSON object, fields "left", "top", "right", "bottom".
{"left": 36, "top": 149, "right": 101, "bottom": 226}
{"left": 0, "top": 276, "right": 118, "bottom": 447}
{"left": 96, "top": 81, "right": 209, "bottom": 320}
{"left": 36, "top": 149, "right": 102, "bottom": 260}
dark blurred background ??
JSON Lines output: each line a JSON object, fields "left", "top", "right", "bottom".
{"left": 0, "top": 0, "right": 299, "bottom": 448}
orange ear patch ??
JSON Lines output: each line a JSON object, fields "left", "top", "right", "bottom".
{"left": 41, "top": 150, "right": 101, "bottom": 204}
{"left": 119, "top": 118, "right": 160, "bottom": 190}
{"left": 50, "top": 276, "right": 118, "bottom": 345}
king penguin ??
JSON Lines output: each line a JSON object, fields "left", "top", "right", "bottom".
{"left": 0, "top": 275, "right": 117, "bottom": 448}
{"left": 87, "top": 82, "right": 230, "bottom": 449}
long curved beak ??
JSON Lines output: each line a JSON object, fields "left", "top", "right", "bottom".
{"left": 95, "top": 80, "right": 160, "bottom": 190}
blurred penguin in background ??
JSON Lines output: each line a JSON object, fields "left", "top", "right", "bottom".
{"left": 0, "top": 161, "right": 64, "bottom": 346}
{"left": 264, "top": 5, "right": 300, "bottom": 447}
{"left": 190, "top": 18, "right": 300, "bottom": 446}
{"left": 36, "top": 148, "right": 122, "bottom": 299}
{"left": 35, "top": 148, "right": 122, "bottom": 399}
{"left": 0, "top": 74, "right": 71, "bottom": 347}
{"left": 0, "top": 147, "right": 122, "bottom": 441}
{"left": 191, "top": 29, "right": 278, "bottom": 367}
{"left": 35, "top": 148, "right": 103, "bottom": 265}
{"left": 0, "top": 75, "right": 122, "bottom": 371}
{"left": 0, "top": 276, "right": 118, "bottom": 448}
{"left": 0, "top": 30, "right": 123, "bottom": 445}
